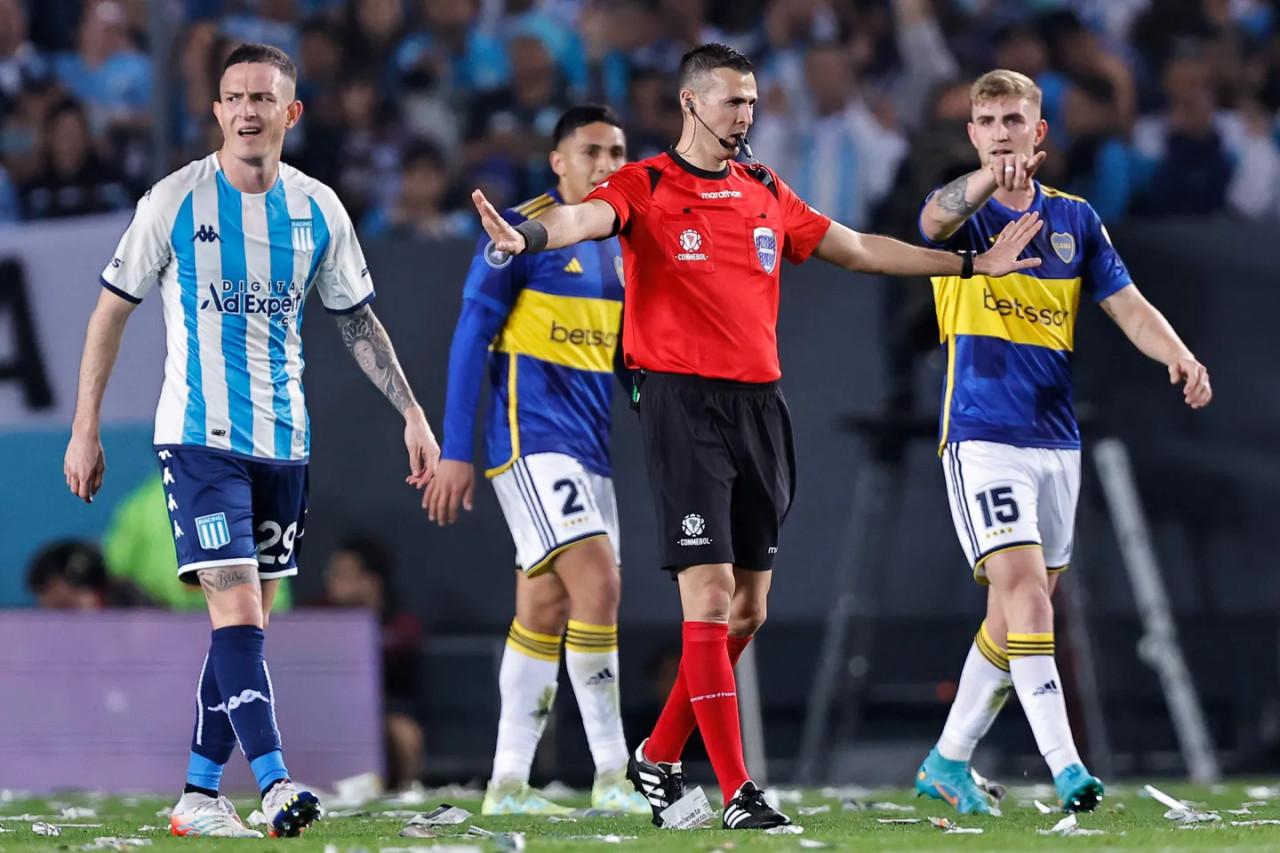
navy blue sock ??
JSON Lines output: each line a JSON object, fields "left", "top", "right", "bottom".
{"left": 187, "top": 646, "right": 236, "bottom": 794}
{"left": 210, "top": 625, "right": 289, "bottom": 792}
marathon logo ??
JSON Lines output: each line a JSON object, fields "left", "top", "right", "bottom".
{"left": 550, "top": 321, "right": 618, "bottom": 347}
{"left": 201, "top": 279, "right": 303, "bottom": 317}
{"left": 700, "top": 190, "right": 742, "bottom": 199}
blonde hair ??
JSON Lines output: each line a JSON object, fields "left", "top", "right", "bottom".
{"left": 970, "top": 69, "right": 1042, "bottom": 110}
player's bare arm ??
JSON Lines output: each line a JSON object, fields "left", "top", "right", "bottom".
{"left": 814, "top": 211, "right": 1043, "bottom": 277}
{"left": 472, "top": 189, "right": 615, "bottom": 254}
{"left": 1100, "top": 284, "right": 1211, "bottom": 409}
{"left": 335, "top": 304, "right": 441, "bottom": 485}
{"left": 64, "top": 289, "right": 139, "bottom": 503}
{"left": 920, "top": 151, "right": 1047, "bottom": 243}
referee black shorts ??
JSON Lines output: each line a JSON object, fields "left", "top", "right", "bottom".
{"left": 635, "top": 371, "right": 796, "bottom": 572}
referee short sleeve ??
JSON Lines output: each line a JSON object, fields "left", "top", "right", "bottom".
{"left": 774, "top": 173, "right": 832, "bottom": 264}
{"left": 584, "top": 163, "right": 650, "bottom": 235}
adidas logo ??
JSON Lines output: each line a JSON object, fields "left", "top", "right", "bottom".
{"left": 1033, "top": 679, "right": 1060, "bottom": 696}
{"left": 563, "top": 257, "right": 583, "bottom": 274}
{"left": 586, "top": 667, "right": 615, "bottom": 685}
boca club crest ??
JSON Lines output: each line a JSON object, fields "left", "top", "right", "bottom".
{"left": 753, "top": 226, "right": 777, "bottom": 273}
{"left": 1050, "top": 231, "right": 1075, "bottom": 263}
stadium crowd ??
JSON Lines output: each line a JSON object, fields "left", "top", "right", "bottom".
{"left": 1, "top": 0, "right": 1280, "bottom": 231}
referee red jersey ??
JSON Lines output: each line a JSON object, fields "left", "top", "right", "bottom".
{"left": 585, "top": 149, "right": 832, "bottom": 383}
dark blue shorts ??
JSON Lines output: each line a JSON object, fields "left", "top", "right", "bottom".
{"left": 155, "top": 445, "right": 309, "bottom": 584}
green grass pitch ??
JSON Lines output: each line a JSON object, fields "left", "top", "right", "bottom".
{"left": 6, "top": 781, "right": 1280, "bottom": 851}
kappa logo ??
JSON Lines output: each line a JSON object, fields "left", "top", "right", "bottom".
{"left": 207, "top": 689, "right": 268, "bottom": 714}
{"left": 678, "top": 513, "right": 712, "bottom": 547}
{"left": 192, "top": 224, "right": 221, "bottom": 243}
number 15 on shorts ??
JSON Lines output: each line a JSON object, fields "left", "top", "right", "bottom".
{"left": 975, "top": 485, "right": 1020, "bottom": 528}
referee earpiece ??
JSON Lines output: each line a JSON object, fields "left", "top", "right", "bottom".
{"left": 685, "top": 98, "right": 695, "bottom": 113}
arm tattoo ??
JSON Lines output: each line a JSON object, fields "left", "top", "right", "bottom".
{"left": 197, "top": 566, "right": 255, "bottom": 595}
{"left": 935, "top": 171, "right": 981, "bottom": 216}
{"left": 336, "top": 305, "right": 418, "bottom": 415}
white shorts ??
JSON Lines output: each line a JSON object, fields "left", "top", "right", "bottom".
{"left": 941, "top": 440, "right": 1080, "bottom": 583}
{"left": 490, "top": 453, "right": 620, "bottom": 576}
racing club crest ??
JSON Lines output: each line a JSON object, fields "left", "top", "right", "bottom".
{"left": 753, "top": 226, "right": 777, "bottom": 273}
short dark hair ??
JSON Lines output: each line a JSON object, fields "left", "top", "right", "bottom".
{"left": 402, "top": 138, "right": 447, "bottom": 172}
{"left": 678, "top": 43, "right": 753, "bottom": 93}
{"left": 221, "top": 42, "right": 298, "bottom": 87}
{"left": 27, "top": 540, "right": 107, "bottom": 594}
{"left": 552, "top": 104, "right": 623, "bottom": 147}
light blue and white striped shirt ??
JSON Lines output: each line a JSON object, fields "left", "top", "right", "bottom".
{"left": 100, "top": 153, "right": 374, "bottom": 462}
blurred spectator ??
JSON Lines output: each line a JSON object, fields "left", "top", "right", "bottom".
{"left": 753, "top": 40, "right": 907, "bottom": 231}
{"left": 361, "top": 139, "right": 474, "bottom": 239}
{"left": 27, "top": 539, "right": 154, "bottom": 609}
{"left": 51, "top": 0, "right": 152, "bottom": 133}
{"left": 0, "top": 0, "right": 51, "bottom": 124}
{"left": 625, "top": 69, "right": 681, "bottom": 161}
{"left": 100, "top": 472, "right": 295, "bottom": 612}
{"left": 463, "top": 33, "right": 569, "bottom": 206}
{"left": 173, "top": 21, "right": 232, "bottom": 164}
{"left": 1129, "top": 51, "right": 1279, "bottom": 216}
{"left": 314, "top": 534, "right": 426, "bottom": 790}
{"left": 394, "top": 0, "right": 509, "bottom": 94}
{"left": 342, "top": 0, "right": 409, "bottom": 93}
{"left": 327, "top": 73, "right": 405, "bottom": 225}
{"left": 221, "top": 0, "right": 303, "bottom": 61}
{"left": 20, "top": 98, "right": 129, "bottom": 220}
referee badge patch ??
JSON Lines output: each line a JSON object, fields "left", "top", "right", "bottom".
{"left": 753, "top": 226, "right": 777, "bottom": 273}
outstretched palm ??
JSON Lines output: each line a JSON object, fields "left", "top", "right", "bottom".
{"left": 976, "top": 212, "right": 1043, "bottom": 277}
{"left": 472, "top": 189, "right": 525, "bottom": 255}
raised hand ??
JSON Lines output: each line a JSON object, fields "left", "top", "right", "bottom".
{"left": 974, "top": 211, "right": 1043, "bottom": 276}
{"left": 988, "top": 150, "right": 1047, "bottom": 192}
{"left": 473, "top": 189, "right": 526, "bottom": 256}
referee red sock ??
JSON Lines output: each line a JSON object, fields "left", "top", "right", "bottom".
{"left": 650, "top": 621, "right": 749, "bottom": 803}
{"left": 645, "top": 633, "right": 752, "bottom": 763}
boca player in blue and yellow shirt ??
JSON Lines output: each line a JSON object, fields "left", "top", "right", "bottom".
{"left": 423, "top": 105, "right": 648, "bottom": 817}
{"left": 912, "top": 70, "right": 1213, "bottom": 816}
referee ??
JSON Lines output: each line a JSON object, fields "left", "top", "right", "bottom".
{"left": 472, "top": 43, "right": 1043, "bottom": 830}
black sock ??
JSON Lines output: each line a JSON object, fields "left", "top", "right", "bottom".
{"left": 183, "top": 783, "right": 220, "bottom": 799}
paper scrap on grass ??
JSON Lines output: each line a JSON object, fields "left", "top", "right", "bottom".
{"left": 1232, "top": 819, "right": 1280, "bottom": 826}
{"left": 876, "top": 818, "right": 921, "bottom": 824}
{"left": 764, "top": 788, "right": 804, "bottom": 804}
{"left": 1226, "top": 807, "right": 1254, "bottom": 815}
{"left": 1033, "top": 800, "right": 1054, "bottom": 814}
{"left": 842, "top": 800, "right": 915, "bottom": 812}
{"left": 560, "top": 835, "right": 637, "bottom": 843}
{"left": 1145, "top": 784, "right": 1220, "bottom": 823}
{"left": 328, "top": 771, "right": 383, "bottom": 809}
{"left": 379, "top": 847, "right": 484, "bottom": 853}
{"left": 819, "top": 786, "right": 872, "bottom": 800}
{"left": 399, "top": 825, "right": 439, "bottom": 838}
{"left": 61, "top": 807, "right": 98, "bottom": 819}
{"left": 246, "top": 809, "right": 267, "bottom": 827}
{"left": 569, "top": 808, "right": 623, "bottom": 818}
{"left": 797, "top": 805, "right": 830, "bottom": 815}
{"left": 1037, "top": 814, "right": 1105, "bottom": 837}
{"left": 764, "top": 824, "right": 803, "bottom": 835}
{"left": 798, "top": 840, "right": 829, "bottom": 849}
{"left": 410, "top": 805, "right": 472, "bottom": 826}
{"left": 78, "top": 838, "right": 153, "bottom": 850}
{"left": 658, "top": 786, "right": 715, "bottom": 829}
{"left": 33, "top": 822, "right": 60, "bottom": 836}
{"left": 929, "top": 817, "right": 983, "bottom": 834}
{"left": 466, "top": 825, "right": 526, "bottom": 851}
{"left": 134, "top": 827, "right": 164, "bottom": 833}
{"left": 547, "top": 816, "right": 577, "bottom": 823}
{"left": 970, "top": 767, "right": 1006, "bottom": 802}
